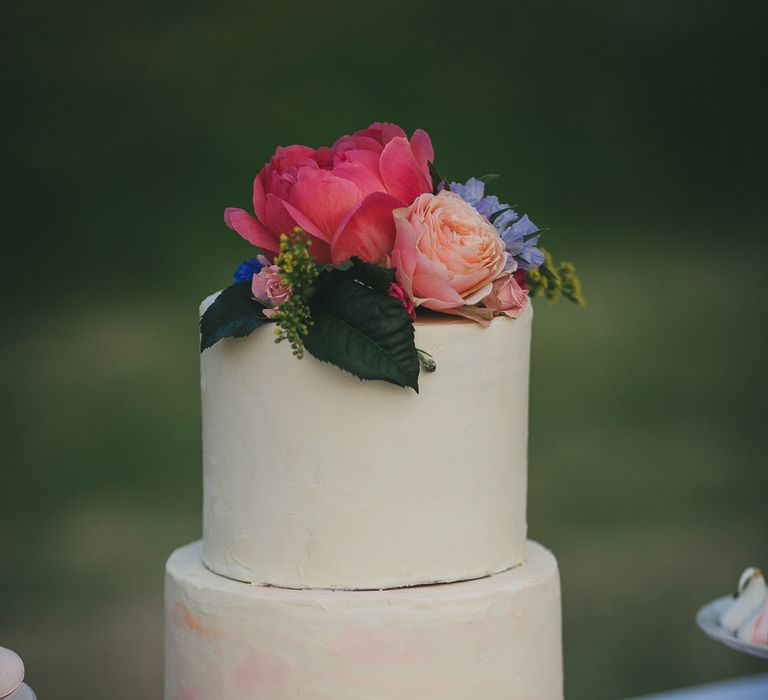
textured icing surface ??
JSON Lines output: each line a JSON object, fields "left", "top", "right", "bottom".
{"left": 165, "top": 540, "right": 563, "bottom": 700}
{"left": 201, "top": 297, "right": 532, "bottom": 589}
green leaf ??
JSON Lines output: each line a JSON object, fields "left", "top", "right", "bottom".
{"left": 488, "top": 207, "right": 513, "bottom": 224}
{"left": 325, "top": 257, "right": 396, "bottom": 294}
{"left": 332, "top": 258, "right": 354, "bottom": 272}
{"left": 540, "top": 261, "right": 560, "bottom": 283}
{"left": 200, "top": 282, "right": 268, "bottom": 352}
{"left": 305, "top": 277, "right": 419, "bottom": 391}
{"left": 428, "top": 161, "right": 446, "bottom": 194}
{"left": 478, "top": 173, "right": 500, "bottom": 183}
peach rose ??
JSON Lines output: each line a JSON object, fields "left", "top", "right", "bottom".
{"left": 391, "top": 191, "right": 508, "bottom": 311}
{"left": 482, "top": 273, "right": 529, "bottom": 318}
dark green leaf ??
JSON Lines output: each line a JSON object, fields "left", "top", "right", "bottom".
{"left": 332, "top": 258, "right": 355, "bottom": 272}
{"left": 305, "top": 277, "right": 419, "bottom": 391}
{"left": 489, "top": 207, "right": 513, "bottom": 224}
{"left": 325, "top": 257, "right": 396, "bottom": 294}
{"left": 200, "top": 282, "right": 268, "bottom": 352}
{"left": 540, "top": 261, "right": 560, "bottom": 282}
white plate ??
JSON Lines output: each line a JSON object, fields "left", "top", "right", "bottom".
{"left": 696, "top": 595, "right": 768, "bottom": 660}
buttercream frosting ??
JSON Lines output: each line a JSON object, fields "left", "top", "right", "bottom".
{"left": 200, "top": 296, "right": 532, "bottom": 589}
{"left": 165, "top": 295, "right": 565, "bottom": 698}
{"left": 165, "top": 540, "right": 563, "bottom": 700}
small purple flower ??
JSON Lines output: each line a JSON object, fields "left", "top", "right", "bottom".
{"left": 449, "top": 177, "right": 501, "bottom": 218}
{"left": 233, "top": 257, "right": 265, "bottom": 283}
{"left": 450, "top": 177, "right": 545, "bottom": 271}
{"left": 499, "top": 215, "right": 545, "bottom": 270}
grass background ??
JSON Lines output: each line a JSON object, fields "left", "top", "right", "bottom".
{"left": 1, "top": 1, "right": 767, "bottom": 698}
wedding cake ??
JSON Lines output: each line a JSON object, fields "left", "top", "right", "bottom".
{"left": 164, "top": 122, "right": 582, "bottom": 699}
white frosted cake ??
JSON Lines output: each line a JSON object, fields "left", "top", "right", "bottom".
{"left": 164, "top": 301, "right": 564, "bottom": 700}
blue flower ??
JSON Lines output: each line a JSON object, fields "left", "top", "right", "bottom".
{"left": 449, "top": 177, "right": 545, "bottom": 271}
{"left": 449, "top": 177, "right": 502, "bottom": 218}
{"left": 233, "top": 257, "right": 264, "bottom": 283}
{"left": 499, "top": 215, "right": 545, "bottom": 270}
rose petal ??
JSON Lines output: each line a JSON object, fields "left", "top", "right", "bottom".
{"left": 380, "top": 137, "right": 432, "bottom": 204}
{"left": 440, "top": 305, "right": 495, "bottom": 327}
{"left": 224, "top": 208, "right": 280, "bottom": 252}
{"left": 410, "top": 129, "right": 435, "bottom": 181}
{"left": 332, "top": 135, "right": 383, "bottom": 155}
{"left": 331, "top": 192, "right": 403, "bottom": 265}
{"left": 354, "top": 122, "right": 407, "bottom": 146}
{"left": 405, "top": 230, "right": 467, "bottom": 309}
{"left": 459, "top": 281, "right": 495, "bottom": 306}
{"left": 265, "top": 193, "right": 300, "bottom": 236}
{"left": 288, "top": 170, "right": 361, "bottom": 241}
{"left": 411, "top": 257, "right": 470, "bottom": 309}
{"left": 264, "top": 194, "right": 332, "bottom": 263}
{"left": 273, "top": 144, "right": 316, "bottom": 168}
{"left": 331, "top": 149, "right": 386, "bottom": 197}
{"left": 253, "top": 173, "right": 267, "bottom": 222}
{"left": 391, "top": 213, "right": 417, "bottom": 300}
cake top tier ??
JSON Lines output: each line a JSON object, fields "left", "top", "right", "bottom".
{"left": 201, "top": 302, "right": 533, "bottom": 589}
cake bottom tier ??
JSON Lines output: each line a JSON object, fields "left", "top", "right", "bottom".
{"left": 165, "top": 540, "right": 563, "bottom": 700}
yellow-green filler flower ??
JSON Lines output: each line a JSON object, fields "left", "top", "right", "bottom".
{"left": 527, "top": 248, "right": 585, "bottom": 306}
{"left": 272, "top": 228, "right": 318, "bottom": 358}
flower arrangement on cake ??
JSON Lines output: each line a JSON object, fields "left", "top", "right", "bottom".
{"left": 201, "top": 122, "right": 584, "bottom": 391}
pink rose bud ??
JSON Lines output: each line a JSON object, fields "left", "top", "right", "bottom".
{"left": 482, "top": 273, "right": 529, "bottom": 318}
{"left": 251, "top": 265, "right": 290, "bottom": 317}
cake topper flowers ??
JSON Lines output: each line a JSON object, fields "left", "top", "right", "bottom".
{"left": 201, "top": 122, "right": 583, "bottom": 391}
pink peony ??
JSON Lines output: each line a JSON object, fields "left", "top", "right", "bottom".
{"left": 390, "top": 191, "right": 508, "bottom": 312}
{"left": 482, "top": 273, "right": 529, "bottom": 318}
{"left": 224, "top": 123, "right": 434, "bottom": 265}
{"left": 388, "top": 282, "right": 416, "bottom": 320}
{"left": 251, "top": 264, "right": 290, "bottom": 318}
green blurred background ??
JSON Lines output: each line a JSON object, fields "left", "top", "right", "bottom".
{"left": 2, "top": 1, "right": 767, "bottom": 698}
